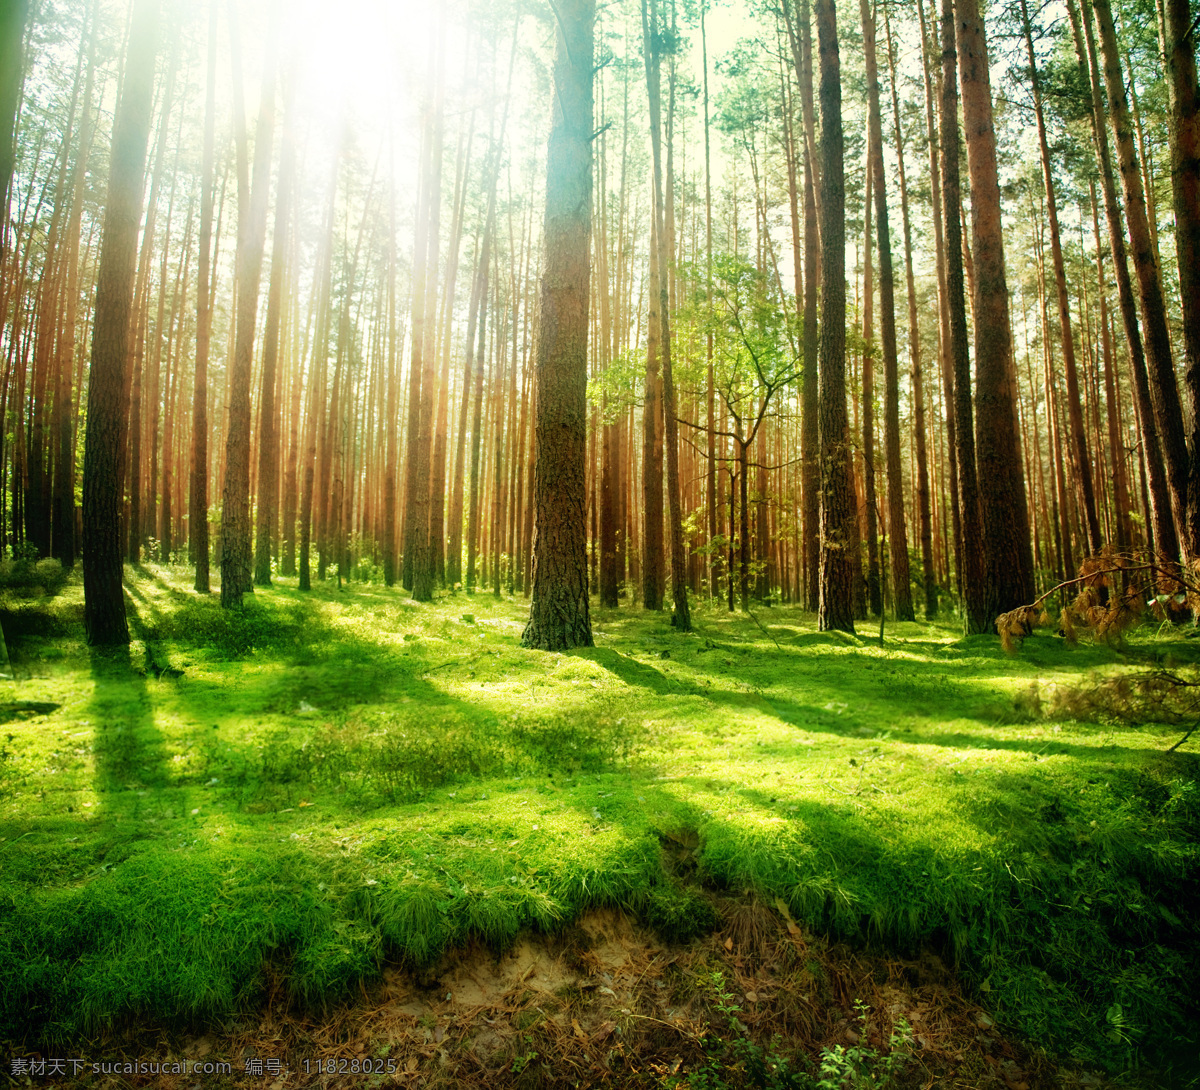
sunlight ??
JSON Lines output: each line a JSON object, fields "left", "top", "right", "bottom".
{"left": 285, "top": 0, "right": 434, "bottom": 133}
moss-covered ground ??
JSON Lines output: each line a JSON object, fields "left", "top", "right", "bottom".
{"left": 0, "top": 566, "right": 1196, "bottom": 1085}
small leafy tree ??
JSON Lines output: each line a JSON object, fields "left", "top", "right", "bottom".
{"left": 677, "top": 254, "right": 802, "bottom": 610}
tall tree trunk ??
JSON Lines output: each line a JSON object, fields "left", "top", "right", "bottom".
{"left": 299, "top": 148, "right": 340, "bottom": 592}
{"left": 861, "top": 161, "right": 881, "bottom": 617}
{"left": 126, "top": 58, "right": 177, "bottom": 564}
{"left": 1067, "top": 0, "right": 1180, "bottom": 566}
{"left": 1163, "top": 0, "right": 1200, "bottom": 555}
{"left": 703, "top": 6, "right": 719, "bottom": 602}
{"left": 955, "top": 0, "right": 1034, "bottom": 616}
{"left": 382, "top": 177, "right": 401, "bottom": 586}
{"left": 918, "top": 0, "right": 961, "bottom": 599}
{"left": 884, "top": 3, "right": 934, "bottom": 617}
{"left": 941, "top": 0, "right": 988, "bottom": 632}
{"left": 1020, "top": 0, "right": 1102, "bottom": 555}
{"left": 860, "top": 0, "right": 913, "bottom": 621}
{"left": 643, "top": 0, "right": 690, "bottom": 631}
{"left": 641, "top": 245, "right": 664, "bottom": 609}
{"left": 0, "top": 0, "right": 29, "bottom": 267}
{"left": 82, "top": 0, "right": 157, "bottom": 645}
{"left": 522, "top": 0, "right": 594, "bottom": 651}
{"left": 799, "top": 0, "right": 821, "bottom": 612}
{"left": 815, "top": 0, "right": 854, "bottom": 633}
{"left": 253, "top": 106, "right": 293, "bottom": 586}
{"left": 1091, "top": 0, "right": 1189, "bottom": 557}
{"left": 191, "top": 0, "right": 217, "bottom": 594}
{"left": 431, "top": 109, "right": 474, "bottom": 588}
{"left": 466, "top": 247, "right": 490, "bottom": 593}
{"left": 53, "top": 13, "right": 97, "bottom": 569}
{"left": 403, "top": 35, "right": 444, "bottom": 602}
{"left": 220, "top": 15, "right": 276, "bottom": 607}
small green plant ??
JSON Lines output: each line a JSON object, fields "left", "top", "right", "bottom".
{"left": 681, "top": 971, "right": 807, "bottom": 1089}
{"left": 510, "top": 1035, "right": 538, "bottom": 1074}
{"left": 813, "top": 1001, "right": 912, "bottom": 1090}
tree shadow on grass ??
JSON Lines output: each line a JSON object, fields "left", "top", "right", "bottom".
{"left": 88, "top": 640, "right": 167, "bottom": 809}
{"left": 570, "top": 647, "right": 679, "bottom": 695}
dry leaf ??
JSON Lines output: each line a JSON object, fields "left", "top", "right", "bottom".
{"left": 724, "top": 937, "right": 733, "bottom": 951}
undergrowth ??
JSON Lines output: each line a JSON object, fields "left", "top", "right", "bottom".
{"left": 0, "top": 565, "right": 1196, "bottom": 1083}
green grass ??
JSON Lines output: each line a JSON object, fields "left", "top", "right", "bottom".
{"left": 0, "top": 565, "right": 1196, "bottom": 1078}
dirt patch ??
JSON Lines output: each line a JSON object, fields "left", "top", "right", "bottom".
{"left": 6, "top": 900, "right": 1119, "bottom": 1089}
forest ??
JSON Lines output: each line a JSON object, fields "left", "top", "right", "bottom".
{"left": 0, "top": 0, "right": 1198, "bottom": 1085}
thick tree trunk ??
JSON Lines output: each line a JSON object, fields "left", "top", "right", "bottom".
{"left": 941, "top": 0, "right": 988, "bottom": 633}
{"left": 955, "top": 0, "right": 1034, "bottom": 617}
{"left": 814, "top": 0, "right": 854, "bottom": 634}
{"left": 82, "top": 0, "right": 157, "bottom": 646}
{"left": 522, "top": 0, "right": 594, "bottom": 651}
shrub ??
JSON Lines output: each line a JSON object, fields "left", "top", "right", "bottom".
{"left": 0, "top": 554, "right": 68, "bottom": 598}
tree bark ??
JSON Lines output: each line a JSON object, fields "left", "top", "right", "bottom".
{"left": 1163, "top": 0, "right": 1200, "bottom": 556}
{"left": 1067, "top": 0, "right": 1180, "bottom": 566}
{"left": 82, "top": 0, "right": 157, "bottom": 646}
{"left": 884, "top": 3, "right": 934, "bottom": 617}
{"left": 191, "top": 0, "right": 217, "bottom": 594}
{"left": 1091, "top": 0, "right": 1189, "bottom": 557}
{"left": 814, "top": 0, "right": 854, "bottom": 634}
{"left": 955, "top": 0, "right": 1034, "bottom": 617}
{"left": 1020, "top": 0, "right": 1102, "bottom": 556}
{"left": 253, "top": 108, "right": 293, "bottom": 586}
{"left": 0, "top": 0, "right": 29, "bottom": 267}
{"left": 220, "top": 15, "right": 276, "bottom": 607}
{"left": 798, "top": 0, "right": 821, "bottom": 613}
{"left": 643, "top": 0, "right": 690, "bottom": 631}
{"left": 522, "top": 0, "right": 594, "bottom": 651}
{"left": 860, "top": 0, "right": 913, "bottom": 621}
{"left": 941, "top": 0, "right": 988, "bottom": 633}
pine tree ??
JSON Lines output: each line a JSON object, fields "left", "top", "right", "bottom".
{"left": 523, "top": 0, "right": 595, "bottom": 651}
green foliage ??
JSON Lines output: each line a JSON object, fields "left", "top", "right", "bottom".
{"left": 677, "top": 254, "right": 801, "bottom": 410}
{"left": 587, "top": 347, "right": 645, "bottom": 422}
{"left": 0, "top": 552, "right": 68, "bottom": 598}
{"left": 151, "top": 595, "right": 333, "bottom": 659}
{"left": 678, "top": 980, "right": 911, "bottom": 1090}
{"left": 811, "top": 1003, "right": 913, "bottom": 1090}
{"left": 641, "top": 881, "right": 719, "bottom": 943}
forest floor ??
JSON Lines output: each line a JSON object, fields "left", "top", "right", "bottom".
{"left": 0, "top": 566, "right": 1196, "bottom": 1089}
